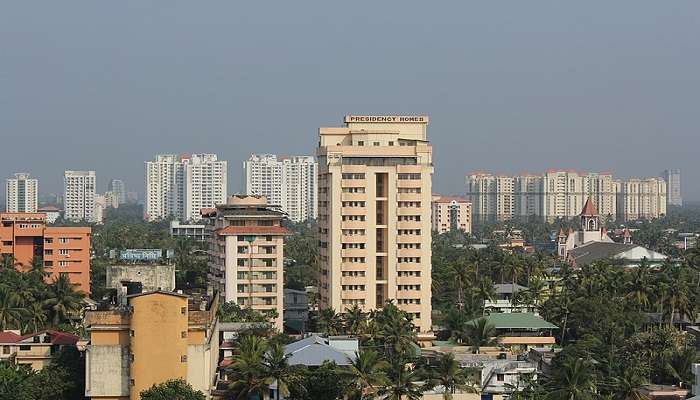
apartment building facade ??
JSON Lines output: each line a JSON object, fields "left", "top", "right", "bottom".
{"left": 0, "top": 212, "right": 91, "bottom": 293}
{"left": 108, "top": 179, "right": 127, "bottom": 206}
{"left": 617, "top": 178, "right": 667, "bottom": 221}
{"left": 84, "top": 291, "right": 219, "bottom": 400}
{"left": 467, "top": 170, "right": 661, "bottom": 223}
{"left": 317, "top": 115, "right": 433, "bottom": 337}
{"left": 662, "top": 169, "right": 682, "bottom": 207}
{"left": 145, "top": 154, "right": 227, "bottom": 222}
{"left": 64, "top": 171, "right": 97, "bottom": 223}
{"left": 466, "top": 174, "right": 515, "bottom": 222}
{"left": 6, "top": 173, "right": 38, "bottom": 213}
{"left": 243, "top": 154, "right": 318, "bottom": 222}
{"left": 431, "top": 196, "right": 472, "bottom": 234}
{"left": 205, "top": 195, "right": 286, "bottom": 330}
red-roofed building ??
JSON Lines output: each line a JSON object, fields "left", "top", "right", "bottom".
{"left": 0, "top": 330, "right": 79, "bottom": 370}
{"left": 431, "top": 195, "right": 472, "bottom": 234}
{"left": 205, "top": 195, "right": 286, "bottom": 330}
{"left": 557, "top": 197, "right": 614, "bottom": 260}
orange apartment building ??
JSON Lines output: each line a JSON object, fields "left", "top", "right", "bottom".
{"left": 0, "top": 212, "right": 91, "bottom": 293}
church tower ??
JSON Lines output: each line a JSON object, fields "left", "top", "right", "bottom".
{"left": 580, "top": 197, "right": 599, "bottom": 232}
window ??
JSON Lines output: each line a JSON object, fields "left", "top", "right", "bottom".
{"left": 181, "top": 331, "right": 187, "bottom": 338}
{"left": 497, "top": 374, "right": 505, "bottom": 382}
{"left": 181, "top": 307, "right": 187, "bottom": 315}
{"left": 357, "top": 141, "right": 364, "bottom": 146}
{"left": 181, "top": 355, "right": 188, "bottom": 362}
{"left": 59, "top": 238, "right": 69, "bottom": 244}
{"left": 59, "top": 249, "right": 69, "bottom": 256}
{"left": 19, "top": 345, "right": 31, "bottom": 351}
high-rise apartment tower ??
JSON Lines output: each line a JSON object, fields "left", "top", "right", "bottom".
{"left": 317, "top": 115, "right": 433, "bottom": 338}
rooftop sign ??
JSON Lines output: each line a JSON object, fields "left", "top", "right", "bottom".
{"left": 344, "top": 115, "right": 429, "bottom": 124}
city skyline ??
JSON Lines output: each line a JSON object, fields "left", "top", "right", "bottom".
{"left": 2, "top": 2, "right": 700, "bottom": 202}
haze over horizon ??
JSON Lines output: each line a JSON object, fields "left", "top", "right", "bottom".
{"left": 2, "top": 2, "right": 699, "bottom": 202}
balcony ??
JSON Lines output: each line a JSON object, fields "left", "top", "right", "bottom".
{"left": 397, "top": 180, "right": 422, "bottom": 189}
{"left": 341, "top": 248, "right": 366, "bottom": 258}
{"left": 397, "top": 207, "right": 422, "bottom": 216}
{"left": 397, "top": 220, "right": 422, "bottom": 230}
{"left": 341, "top": 193, "right": 366, "bottom": 202}
{"left": 341, "top": 220, "right": 365, "bottom": 229}
{"left": 341, "top": 207, "right": 367, "bottom": 216}
{"left": 341, "top": 179, "right": 366, "bottom": 188}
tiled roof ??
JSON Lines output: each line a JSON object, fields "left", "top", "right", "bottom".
{"left": 15, "top": 330, "right": 79, "bottom": 345}
{"left": 580, "top": 198, "right": 598, "bottom": 217}
{"left": 216, "top": 226, "right": 290, "bottom": 236}
{"left": 0, "top": 331, "right": 21, "bottom": 343}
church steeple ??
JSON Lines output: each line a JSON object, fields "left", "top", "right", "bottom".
{"left": 580, "top": 197, "right": 599, "bottom": 232}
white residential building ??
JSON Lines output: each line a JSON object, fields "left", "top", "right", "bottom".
{"left": 6, "top": 173, "right": 38, "bottom": 213}
{"left": 108, "top": 179, "right": 126, "bottom": 206}
{"left": 63, "top": 171, "right": 97, "bottom": 223}
{"left": 243, "top": 154, "right": 317, "bottom": 222}
{"left": 662, "top": 169, "right": 682, "bottom": 207}
{"left": 145, "top": 154, "right": 227, "bottom": 222}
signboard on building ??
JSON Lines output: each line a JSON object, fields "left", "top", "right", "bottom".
{"left": 119, "top": 249, "right": 163, "bottom": 261}
{"left": 344, "top": 115, "right": 429, "bottom": 124}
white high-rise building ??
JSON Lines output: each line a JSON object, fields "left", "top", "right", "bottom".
{"left": 6, "top": 173, "right": 38, "bottom": 213}
{"left": 64, "top": 171, "right": 97, "bottom": 222}
{"left": 108, "top": 179, "right": 126, "bottom": 206}
{"left": 662, "top": 169, "right": 682, "bottom": 207}
{"left": 243, "top": 154, "right": 317, "bottom": 222}
{"left": 145, "top": 154, "right": 227, "bottom": 222}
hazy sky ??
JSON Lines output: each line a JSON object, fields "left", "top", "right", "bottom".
{"left": 1, "top": 1, "right": 699, "bottom": 201}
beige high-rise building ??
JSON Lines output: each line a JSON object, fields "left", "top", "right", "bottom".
{"left": 466, "top": 174, "right": 515, "bottom": 222}
{"left": 617, "top": 178, "right": 667, "bottom": 221}
{"left": 467, "top": 170, "right": 622, "bottom": 223}
{"left": 205, "top": 195, "right": 286, "bottom": 330}
{"left": 431, "top": 196, "right": 472, "bottom": 234}
{"left": 513, "top": 174, "right": 543, "bottom": 219}
{"left": 317, "top": 115, "right": 433, "bottom": 337}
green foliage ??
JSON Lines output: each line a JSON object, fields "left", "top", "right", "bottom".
{"left": 282, "top": 220, "right": 319, "bottom": 290}
{"left": 0, "top": 346, "right": 87, "bottom": 400}
{"left": 0, "top": 266, "right": 84, "bottom": 333}
{"left": 218, "top": 301, "right": 278, "bottom": 324}
{"left": 140, "top": 379, "right": 206, "bottom": 400}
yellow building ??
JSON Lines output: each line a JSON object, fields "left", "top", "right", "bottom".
{"left": 84, "top": 291, "right": 219, "bottom": 400}
{"left": 317, "top": 115, "right": 434, "bottom": 337}
{"left": 204, "top": 195, "right": 287, "bottom": 330}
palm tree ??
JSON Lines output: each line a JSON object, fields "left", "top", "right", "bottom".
{"left": 546, "top": 357, "right": 597, "bottom": 400}
{"left": 624, "top": 261, "right": 653, "bottom": 311}
{"left": 610, "top": 370, "right": 649, "bottom": 400}
{"left": 227, "top": 335, "right": 268, "bottom": 399}
{"left": 0, "top": 286, "right": 24, "bottom": 330}
{"left": 425, "top": 352, "right": 478, "bottom": 400}
{"left": 29, "top": 255, "right": 47, "bottom": 278}
{"left": 463, "top": 318, "right": 497, "bottom": 354}
{"left": 344, "top": 304, "right": 367, "bottom": 336}
{"left": 374, "top": 303, "right": 417, "bottom": 358}
{"left": 43, "top": 274, "right": 84, "bottom": 326}
{"left": 665, "top": 348, "right": 697, "bottom": 389}
{"left": 0, "top": 254, "right": 20, "bottom": 270}
{"left": 377, "top": 356, "right": 423, "bottom": 400}
{"left": 317, "top": 308, "right": 344, "bottom": 335}
{"left": 263, "top": 342, "right": 294, "bottom": 400}
{"left": 23, "top": 302, "right": 47, "bottom": 334}
{"left": 348, "top": 349, "right": 389, "bottom": 400}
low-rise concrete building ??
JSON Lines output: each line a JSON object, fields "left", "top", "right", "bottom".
{"left": 484, "top": 284, "right": 536, "bottom": 314}
{"left": 84, "top": 291, "right": 219, "bottom": 400}
{"left": 106, "top": 264, "right": 176, "bottom": 293}
{"left": 170, "top": 220, "right": 209, "bottom": 242}
{"left": 0, "top": 330, "right": 79, "bottom": 370}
